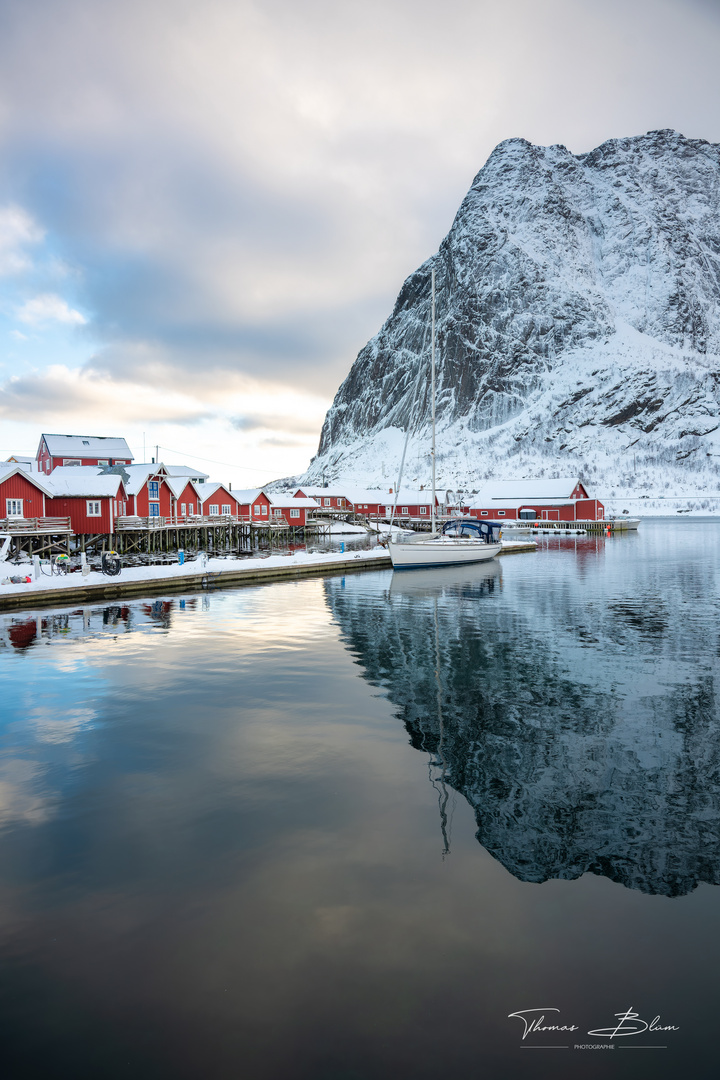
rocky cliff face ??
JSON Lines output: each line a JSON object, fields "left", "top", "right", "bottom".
{"left": 307, "top": 130, "right": 720, "bottom": 496}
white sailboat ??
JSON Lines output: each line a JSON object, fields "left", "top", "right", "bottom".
{"left": 389, "top": 268, "right": 502, "bottom": 570}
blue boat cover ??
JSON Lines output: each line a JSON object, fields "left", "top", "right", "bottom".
{"left": 441, "top": 518, "right": 502, "bottom": 542}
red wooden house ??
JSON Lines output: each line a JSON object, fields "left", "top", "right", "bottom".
{"left": 270, "top": 494, "right": 318, "bottom": 526}
{"left": 37, "top": 434, "right": 133, "bottom": 474}
{"left": 194, "top": 482, "right": 241, "bottom": 517}
{"left": 166, "top": 478, "right": 202, "bottom": 518}
{"left": 468, "top": 478, "right": 604, "bottom": 522}
{"left": 228, "top": 489, "right": 273, "bottom": 522}
{"left": 0, "top": 465, "right": 49, "bottom": 520}
{"left": 120, "top": 465, "right": 174, "bottom": 518}
{"left": 45, "top": 467, "right": 129, "bottom": 534}
{"left": 294, "top": 486, "right": 352, "bottom": 511}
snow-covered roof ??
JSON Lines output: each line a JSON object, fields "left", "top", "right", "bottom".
{"left": 226, "top": 488, "right": 263, "bottom": 504}
{"left": 44, "top": 467, "right": 126, "bottom": 498}
{"left": 469, "top": 478, "right": 588, "bottom": 507}
{"left": 99, "top": 463, "right": 166, "bottom": 495}
{"left": 297, "top": 486, "right": 437, "bottom": 505}
{"left": 40, "top": 434, "right": 133, "bottom": 460}
{"left": 165, "top": 476, "right": 201, "bottom": 498}
{"left": 271, "top": 495, "right": 318, "bottom": 508}
{"left": 163, "top": 464, "right": 209, "bottom": 482}
{"left": 0, "top": 463, "right": 51, "bottom": 492}
{"left": 5, "top": 455, "right": 34, "bottom": 469}
{"left": 195, "top": 481, "right": 234, "bottom": 501}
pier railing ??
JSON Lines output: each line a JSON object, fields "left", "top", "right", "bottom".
{"left": 115, "top": 514, "right": 251, "bottom": 530}
{"left": 0, "top": 516, "right": 73, "bottom": 534}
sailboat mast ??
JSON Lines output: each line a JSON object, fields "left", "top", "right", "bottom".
{"left": 431, "top": 267, "right": 436, "bottom": 535}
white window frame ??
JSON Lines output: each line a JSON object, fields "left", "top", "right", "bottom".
{"left": 221, "top": 504, "right": 231, "bottom": 515}
{"left": 253, "top": 505, "right": 261, "bottom": 515}
{"left": 207, "top": 504, "right": 217, "bottom": 515}
{"left": 180, "top": 503, "right": 186, "bottom": 516}
{"left": 481, "top": 510, "right": 489, "bottom": 516}
{"left": 420, "top": 506, "right": 427, "bottom": 515}
{"left": 6, "top": 498, "right": 23, "bottom": 517}
{"left": 290, "top": 508, "right": 300, "bottom": 519}
{"left": 86, "top": 500, "right": 101, "bottom": 517}
{"left": 401, "top": 507, "right": 409, "bottom": 515}
{"left": 324, "top": 498, "right": 331, "bottom": 506}
{"left": 261, "top": 504, "right": 268, "bottom": 515}
{"left": 97, "top": 459, "right": 109, "bottom": 466}
{"left": 272, "top": 508, "right": 282, "bottom": 517}
{"left": 497, "top": 511, "right": 506, "bottom": 517}
{"left": 63, "top": 458, "right": 82, "bottom": 466}
{"left": 115, "top": 460, "right": 126, "bottom": 465}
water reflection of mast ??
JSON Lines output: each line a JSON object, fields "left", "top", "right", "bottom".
{"left": 429, "top": 596, "right": 453, "bottom": 858}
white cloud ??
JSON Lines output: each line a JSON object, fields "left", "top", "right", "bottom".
{"left": 9, "top": 329, "right": 28, "bottom": 341}
{"left": 16, "top": 293, "right": 87, "bottom": 326}
{"left": 0, "top": 205, "right": 44, "bottom": 276}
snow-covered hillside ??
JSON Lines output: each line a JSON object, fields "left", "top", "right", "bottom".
{"left": 303, "top": 129, "right": 720, "bottom": 504}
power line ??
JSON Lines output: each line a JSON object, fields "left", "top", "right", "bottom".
{"left": 126, "top": 443, "right": 282, "bottom": 476}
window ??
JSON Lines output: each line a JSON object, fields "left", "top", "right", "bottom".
{"left": 97, "top": 459, "right": 109, "bottom": 466}
{"left": 272, "top": 508, "right": 282, "bottom": 517}
{"left": 188, "top": 503, "right": 194, "bottom": 515}
{"left": 82, "top": 440, "right": 89, "bottom": 446}
{"left": 481, "top": 511, "right": 488, "bottom": 516}
{"left": 209, "top": 504, "right": 219, "bottom": 515}
{"left": 290, "top": 508, "right": 300, "bottom": 519}
{"left": 45, "top": 461, "right": 50, "bottom": 472}
{"left": 337, "top": 498, "right": 343, "bottom": 506}
{"left": 401, "top": 507, "right": 408, "bottom": 515}
{"left": 497, "top": 511, "right": 506, "bottom": 517}
{"left": 261, "top": 504, "right": 268, "bottom": 515}
{"left": 6, "top": 498, "right": 23, "bottom": 517}
{"left": 86, "top": 500, "right": 101, "bottom": 516}
{"left": 420, "top": 506, "right": 427, "bottom": 514}
{"left": 148, "top": 481, "right": 159, "bottom": 499}
{"left": 254, "top": 505, "right": 261, "bottom": 515}
{"left": 63, "top": 458, "right": 81, "bottom": 466}
{"left": 324, "top": 498, "right": 330, "bottom": 506}
{"left": 180, "top": 503, "right": 186, "bottom": 516}
{"left": 149, "top": 503, "right": 160, "bottom": 517}
{"left": 221, "top": 504, "right": 231, "bottom": 515}
{"left": 115, "top": 460, "right": 126, "bottom": 465}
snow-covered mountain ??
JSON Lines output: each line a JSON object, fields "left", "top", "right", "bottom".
{"left": 304, "top": 129, "right": 720, "bottom": 504}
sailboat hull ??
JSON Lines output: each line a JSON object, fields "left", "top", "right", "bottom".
{"left": 389, "top": 539, "right": 502, "bottom": 570}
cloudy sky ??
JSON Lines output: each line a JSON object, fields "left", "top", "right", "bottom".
{"left": 1, "top": 0, "right": 720, "bottom": 484}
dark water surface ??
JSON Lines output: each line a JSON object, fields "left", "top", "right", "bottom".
{"left": 1, "top": 520, "right": 719, "bottom": 1079}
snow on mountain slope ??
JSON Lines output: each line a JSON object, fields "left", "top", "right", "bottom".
{"left": 303, "top": 130, "right": 720, "bottom": 501}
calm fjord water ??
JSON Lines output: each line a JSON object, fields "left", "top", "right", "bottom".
{"left": 1, "top": 520, "right": 719, "bottom": 1079}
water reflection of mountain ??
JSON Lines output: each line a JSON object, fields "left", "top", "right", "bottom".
{"left": 325, "top": 562, "right": 720, "bottom": 897}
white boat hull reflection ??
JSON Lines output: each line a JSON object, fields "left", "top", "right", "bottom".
{"left": 388, "top": 558, "right": 501, "bottom": 597}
